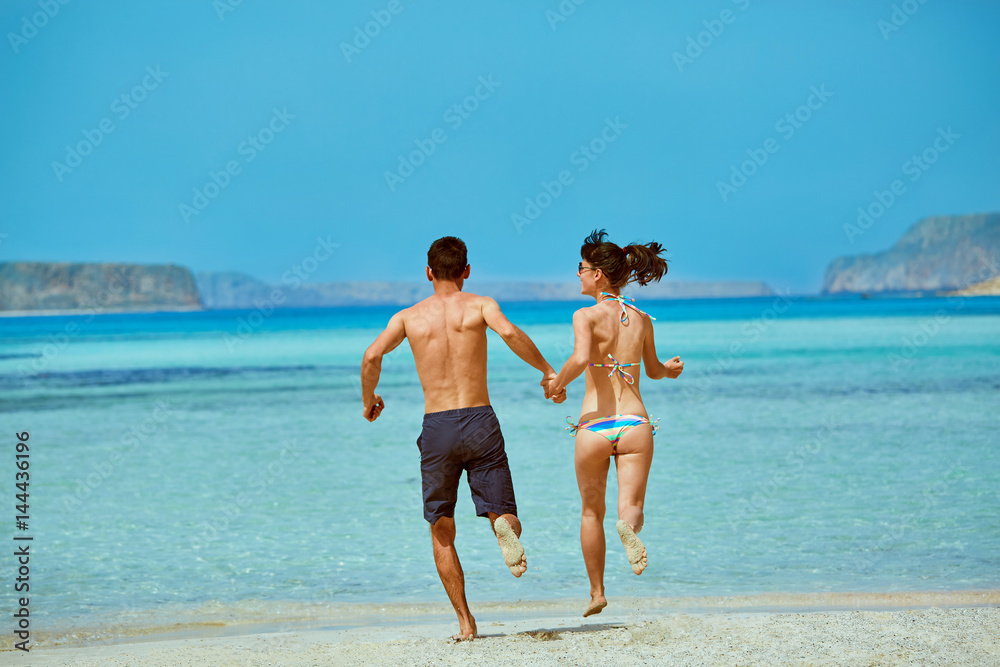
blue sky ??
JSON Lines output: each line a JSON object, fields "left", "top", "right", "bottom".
{"left": 2, "top": 0, "right": 998, "bottom": 293}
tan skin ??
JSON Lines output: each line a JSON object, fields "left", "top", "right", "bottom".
{"left": 545, "top": 260, "right": 683, "bottom": 617}
{"left": 361, "top": 264, "right": 565, "bottom": 640}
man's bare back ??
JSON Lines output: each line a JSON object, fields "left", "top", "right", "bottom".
{"left": 362, "top": 281, "right": 564, "bottom": 417}
{"left": 397, "top": 290, "right": 495, "bottom": 413}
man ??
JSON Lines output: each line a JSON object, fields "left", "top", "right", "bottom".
{"left": 361, "top": 236, "right": 565, "bottom": 640}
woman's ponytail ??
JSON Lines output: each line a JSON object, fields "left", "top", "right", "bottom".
{"left": 623, "top": 242, "right": 668, "bottom": 286}
{"left": 581, "top": 229, "right": 668, "bottom": 288}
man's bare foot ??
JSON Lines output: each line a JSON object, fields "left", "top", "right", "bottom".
{"left": 583, "top": 595, "right": 607, "bottom": 617}
{"left": 451, "top": 617, "right": 477, "bottom": 641}
{"left": 616, "top": 519, "right": 647, "bottom": 575}
{"left": 494, "top": 517, "right": 527, "bottom": 577}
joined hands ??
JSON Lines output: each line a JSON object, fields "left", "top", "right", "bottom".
{"left": 541, "top": 372, "right": 567, "bottom": 403}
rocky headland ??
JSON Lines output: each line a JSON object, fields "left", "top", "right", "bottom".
{"left": 823, "top": 213, "right": 999, "bottom": 294}
{"left": 0, "top": 262, "right": 202, "bottom": 313}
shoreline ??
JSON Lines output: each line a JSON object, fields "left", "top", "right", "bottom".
{"left": 3, "top": 291, "right": 1000, "bottom": 319}
{"left": 0, "top": 305, "right": 204, "bottom": 318}
{"left": 9, "top": 590, "right": 998, "bottom": 649}
{"left": 10, "top": 591, "right": 999, "bottom": 666}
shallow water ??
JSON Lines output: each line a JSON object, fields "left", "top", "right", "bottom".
{"left": 1, "top": 295, "right": 998, "bottom": 631}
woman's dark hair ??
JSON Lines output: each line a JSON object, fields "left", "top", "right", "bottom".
{"left": 427, "top": 236, "right": 468, "bottom": 280}
{"left": 581, "top": 229, "right": 668, "bottom": 288}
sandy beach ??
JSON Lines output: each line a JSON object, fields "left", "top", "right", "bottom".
{"left": 10, "top": 591, "right": 998, "bottom": 666}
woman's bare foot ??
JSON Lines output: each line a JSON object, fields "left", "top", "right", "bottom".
{"left": 616, "top": 519, "right": 647, "bottom": 575}
{"left": 451, "top": 617, "right": 477, "bottom": 641}
{"left": 583, "top": 595, "right": 608, "bottom": 617}
{"left": 494, "top": 517, "right": 527, "bottom": 577}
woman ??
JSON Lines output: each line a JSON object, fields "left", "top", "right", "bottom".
{"left": 545, "top": 230, "right": 684, "bottom": 617}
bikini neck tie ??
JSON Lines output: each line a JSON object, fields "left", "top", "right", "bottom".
{"left": 599, "top": 292, "right": 656, "bottom": 325}
{"left": 602, "top": 354, "right": 635, "bottom": 385}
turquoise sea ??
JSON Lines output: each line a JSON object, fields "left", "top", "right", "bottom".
{"left": 1, "top": 295, "right": 998, "bottom": 636}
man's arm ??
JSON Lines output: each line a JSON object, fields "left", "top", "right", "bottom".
{"left": 642, "top": 318, "right": 683, "bottom": 380}
{"left": 547, "top": 309, "right": 592, "bottom": 395}
{"left": 361, "top": 312, "right": 406, "bottom": 421}
{"left": 481, "top": 298, "right": 562, "bottom": 399}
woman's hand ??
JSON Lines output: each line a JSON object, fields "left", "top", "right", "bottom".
{"left": 548, "top": 379, "right": 567, "bottom": 403}
{"left": 664, "top": 356, "right": 684, "bottom": 378}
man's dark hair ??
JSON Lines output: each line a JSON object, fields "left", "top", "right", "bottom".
{"left": 427, "top": 236, "right": 468, "bottom": 281}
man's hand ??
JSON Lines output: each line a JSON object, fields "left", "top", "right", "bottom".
{"left": 363, "top": 394, "right": 385, "bottom": 422}
{"left": 664, "top": 356, "right": 684, "bottom": 378}
{"left": 540, "top": 372, "right": 557, "bottom": 398}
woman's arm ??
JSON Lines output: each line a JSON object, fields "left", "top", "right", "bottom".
{"left": 547, "top": 309, "right": 593, "bottom": 395}
{"left": 642, "top": 317, "right": 683, "bottom": 380}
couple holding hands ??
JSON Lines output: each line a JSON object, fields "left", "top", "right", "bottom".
{"left": 361, "top": 230, "right": 683, "bottom": 639}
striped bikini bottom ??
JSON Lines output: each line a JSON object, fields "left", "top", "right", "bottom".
{"left": 566, "top": 414, "right": 659, "bottom": 452}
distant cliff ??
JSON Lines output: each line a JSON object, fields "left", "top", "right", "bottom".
{"left": 823, "top": 213, "right": 1000, "bottom": 294}
{"left": 0, "top": 262, "right": 202, "bottom": 312}
{"left": 196, "top": 272, "right": 774, "bottom": 309}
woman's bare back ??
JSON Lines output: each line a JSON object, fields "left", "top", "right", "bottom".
{"left": 578, "top": 297, "right": 652, "bottom": 420}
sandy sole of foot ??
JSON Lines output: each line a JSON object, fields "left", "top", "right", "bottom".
{"left": 494, "top": 517, "right": 526, "bottom": 577}
{"left": 616, "top": 519, "right": 647, "bottom": 575}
